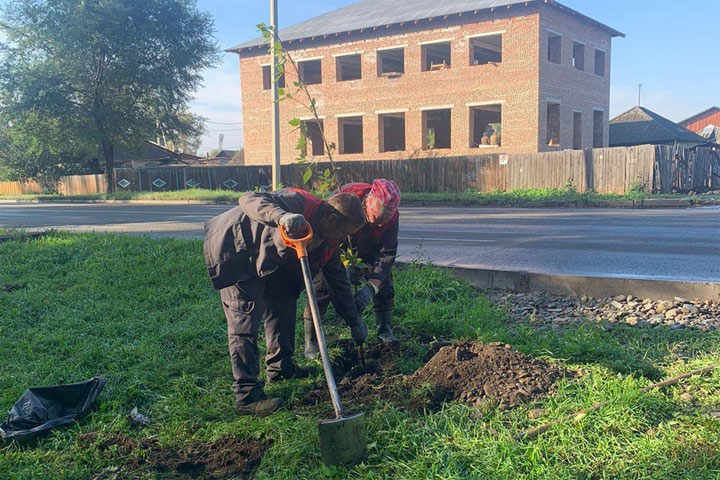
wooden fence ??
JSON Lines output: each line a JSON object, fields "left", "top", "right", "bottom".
{"left": 0, "top": 174, "right": 105, "bottom": 196}
{"left": 3, "top": 145, "right": 718, "bottom": 196}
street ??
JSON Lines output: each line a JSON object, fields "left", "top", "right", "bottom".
{"left": 1, "top": 203, "right": 719, "bottom": 282}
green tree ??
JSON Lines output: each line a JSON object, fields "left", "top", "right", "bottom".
{"left": 163, "top": 110, "right": 206, "bottom": 155}
{"left": 0, "top": 0, "right": 219, "bottom": 190}
{"left": 0, "top": 115, "right": 97, "bottom": 187}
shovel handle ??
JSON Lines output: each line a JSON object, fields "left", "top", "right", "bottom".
{"left": 280, "top": 224, "right": 314, "bottom": 259}
{"left": 282, "top": 224, "right": 345, "bottom": 419}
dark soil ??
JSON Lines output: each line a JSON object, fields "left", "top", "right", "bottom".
{"left": 1, "top": 283, "right": 23, "bottom": 292}
{"left": 408, "top": 342, "right": 569, "bottom": 409}
{"left": 79, "top": 432, "right": 271, "bottom": 479}
{"left": 300, "top": 340, "right": 568, "bottom": 412}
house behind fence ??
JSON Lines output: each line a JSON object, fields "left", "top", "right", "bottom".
{"left": 2, "top": 145, "right": 717, "bottom": 196}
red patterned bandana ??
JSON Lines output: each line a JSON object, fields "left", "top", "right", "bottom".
{"left": 364, "top": 179, "right": 401, "bottom": 225}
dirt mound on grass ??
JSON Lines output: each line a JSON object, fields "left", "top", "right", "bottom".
{"left": 79, "top": 433, "right": 271, "bottom": 479}
{"left": 409, "top": 341, "right": 568, "bottom": 409}
{"left": 300, "top": 341, "right": 568, "bottom": 412}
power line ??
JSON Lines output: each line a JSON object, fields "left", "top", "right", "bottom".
{"left": 204, "top": 120, "right": 243, "bottom": 125}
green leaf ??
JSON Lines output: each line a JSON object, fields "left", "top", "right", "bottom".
{"left": 303, "top": 167, "right": 313, "bottom": 185}
{"left": 288, "top": 118, "right": 301, "bottom": 127}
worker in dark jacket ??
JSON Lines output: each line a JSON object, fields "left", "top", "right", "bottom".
{"left": 204, "top": 188, "right": 367, "bottom": 416}
{"left": 304, "top": 179, "right": 401, "bottom": 358}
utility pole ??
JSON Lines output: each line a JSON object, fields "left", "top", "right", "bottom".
{"left": 270, "top": 0, "right": 281, "bottom": 190}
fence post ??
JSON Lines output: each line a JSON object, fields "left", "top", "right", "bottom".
{"left": 584, "top": 148, "right": 594, "bottom": 192}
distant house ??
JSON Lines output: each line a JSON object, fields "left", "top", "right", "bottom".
{"left": 609, "top": 106, "right": 706, "bottom": 148}
{"left": 116, "top": 142, "right": 202, "bottom": 168}
{"left": 679, "top": 106, "right": 720, "bottom": 133}
{"left": 201, "top": 149, "right": 240, "bottom": 166}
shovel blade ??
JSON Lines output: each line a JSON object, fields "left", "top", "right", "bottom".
{"left": 317, "top": 412, "right": 367, "bottom": 467}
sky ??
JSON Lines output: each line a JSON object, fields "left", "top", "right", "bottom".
{"left": 174, "top": 1, "right": 719, "bottom": 154}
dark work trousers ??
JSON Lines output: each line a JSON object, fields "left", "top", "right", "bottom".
{"left": 220, "top": 266, "right": 304, "bottom": 404}
{"left": 304, "top": 268, "right": 394, "bottom": 322}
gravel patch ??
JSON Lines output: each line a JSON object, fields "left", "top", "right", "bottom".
{"left": 488, "top": 291, "right": 720, "bottom": 331}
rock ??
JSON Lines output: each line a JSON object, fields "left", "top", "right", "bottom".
{"left": 674, "top": 297, "right": 688, "bottom": 304}
{"left": 127, "top": 407, "right": 151, "bottom": 428}
{"left": 528, "top": 408, "right": 548, "bottom": 419}
{"left": 656, "top": 302, "right": 672, "bottom": 314}
{"left": 679, "top": 392, "right": 694, "bottom": 403}
{"left": 670, "top": 323, "right": 685, "bottom": 331}
{"left": 682, "top": 304, "right": 698, "bottom": 314}
{"left": 625, "top": 316, "right": 639, "bottom": 326}
{"left": 637, "top": 320, "right": 651, "bottom": 328}
{"left": 614, "top": 295, "right": 626, "bottom": 302}
{"left": 626, "top": 296, "right": 634, "bottom": 302}
{"left": 665, "top": 308, "right": 680, "bottom": 319}
{"left": 610, "top": 301, "right": 624, "bottom": 309}
{"left": 580, "top": 296, "right": 589, "bottom": 302}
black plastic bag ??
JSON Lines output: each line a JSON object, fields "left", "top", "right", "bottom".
{"left": 0, "top": 376, "right": 106, "bottom": 443}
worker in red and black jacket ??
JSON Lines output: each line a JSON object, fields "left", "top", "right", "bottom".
{"left": 204, "top": 188, "right": 367, "bottom": 416}
{"left": 304, "top": 179, "right": 401, "bottom": 358}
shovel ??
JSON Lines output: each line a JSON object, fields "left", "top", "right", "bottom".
{"left": 281, "top": 225, "right": 367, "bottom": 467}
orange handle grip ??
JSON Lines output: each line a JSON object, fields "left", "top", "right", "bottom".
{"left": 280, "top": 223, "right": 313, "bottom": 259}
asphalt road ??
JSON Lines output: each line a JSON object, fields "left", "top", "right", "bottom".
{"left": 1, "top": 202, "right": 719, "bottom": 282}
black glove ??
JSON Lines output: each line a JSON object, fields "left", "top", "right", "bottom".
{"left": 354, "top": 284, "right": 375, "bottom": 314}
{"left": 346, "top": 266, "right": 365, "bottom": 286}
{"left": 278, "top": 213, "right": 308, "bottom": 237}
{"left": 350, "top": 322, "right": 368, "bottom": 345}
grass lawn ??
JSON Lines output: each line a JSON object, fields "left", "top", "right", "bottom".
{"left": 1, "top": 233, "right": 719, "bottom": 479}
{"left": 1, "top": 187, "right": 717, "bottom": 207}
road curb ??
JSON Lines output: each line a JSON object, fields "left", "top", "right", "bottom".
{"left": 401, "top": 264, "right": 720, "bottom": 301}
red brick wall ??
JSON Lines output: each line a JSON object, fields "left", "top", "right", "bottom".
{"left": 681, "top": 110, "right": 720, "bottom": 133}
{"left": 538, "top": 4, "right": 612, "bottom": 152}
{"left": 238, "top": 6, "right": 614, "bottom": 165}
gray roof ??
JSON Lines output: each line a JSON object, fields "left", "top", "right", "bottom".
{"left": 228, "top": 0, "right": 623, "bottom": 52}
{"left": 609, "top": 106, "right": 707, "bottom": 147}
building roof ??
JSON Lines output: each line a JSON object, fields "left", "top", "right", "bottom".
{"left": 698, "top": 124, "right": 718, "bottom": 144}
{"left": 211, "top": 150, "right": 239, "bottom": 158}
{"left": 609, "top": 106, "right": 707, "bottom": 147}
{"left": 228, "top": 0, "right": 624, "bottom": 53}
{"left": 678, "top": 106, "right": 720, "bottom": 128}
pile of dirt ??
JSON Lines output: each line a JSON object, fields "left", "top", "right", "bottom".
{"left": 300, "top": 341, "right": 568, "bottom": 412}
{"left": 409, "top": 342, "right": 568, "bottom": 409}
{"left": 79, "top": 432, "right": 271, "bottom": 479}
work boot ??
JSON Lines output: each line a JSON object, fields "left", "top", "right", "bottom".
{"left": 304, "top": 317, "right": 320, "bottom": 360}
{"left": 266, "top": 364, "right": 317, "bottom": 384}
{"left": 376, "top": 310, "right": 399, "bottom": 345}
{"left": 235, "top": 395, "right": 284, "bottom": 417}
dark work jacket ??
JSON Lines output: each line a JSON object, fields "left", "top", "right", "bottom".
{"left": 203, "top": 188, "right": 361, "bottom": 326}
{"left": 341, "top": 183, "right": 399, "bottom": 282}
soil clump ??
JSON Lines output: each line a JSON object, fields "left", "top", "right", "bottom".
{"left": 79, "top": 432, "right": 270, "bottom": 479}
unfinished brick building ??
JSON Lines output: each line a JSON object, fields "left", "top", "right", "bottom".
{"left": 229, "top": 0, "right": 624, "bottom": 165}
